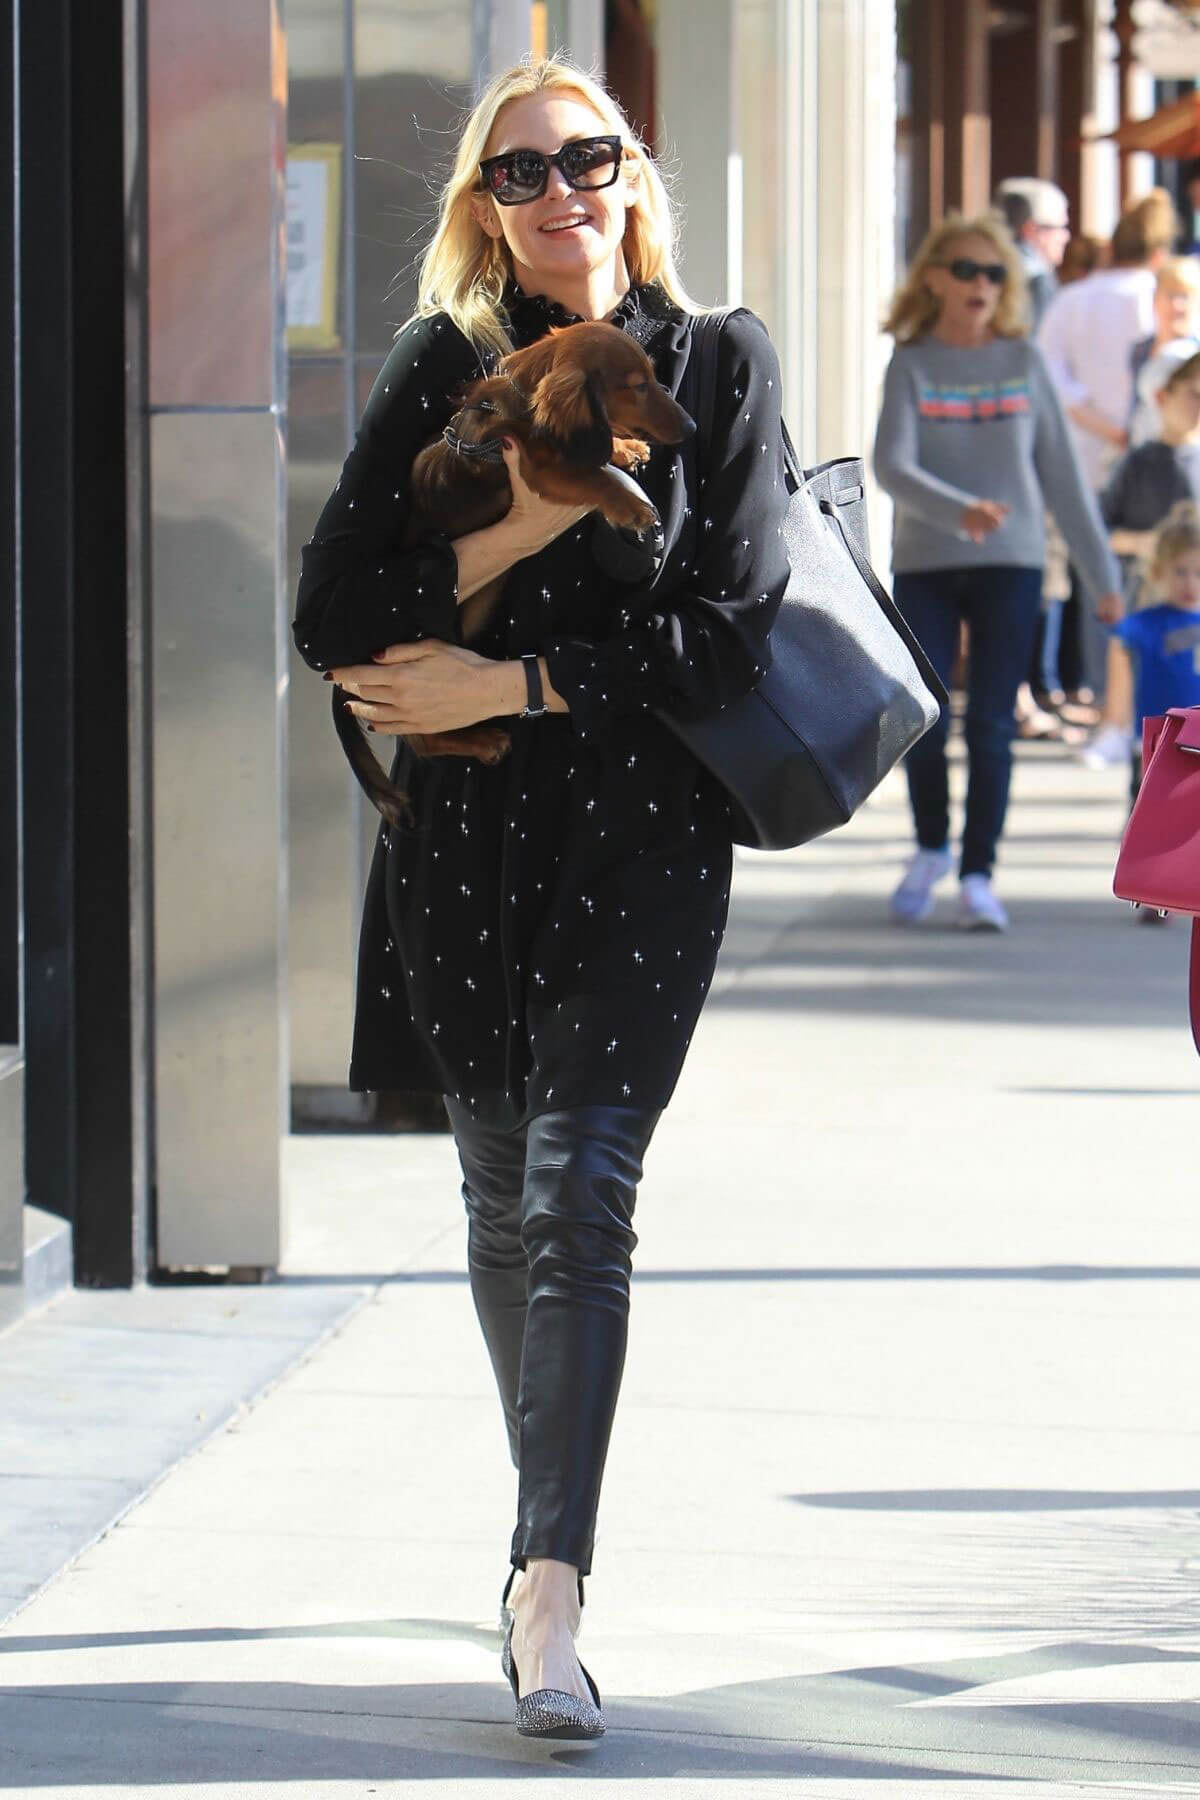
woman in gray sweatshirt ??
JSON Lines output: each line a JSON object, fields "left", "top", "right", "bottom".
{"left": 873, "top": 212, "right": 1121, "bottom": 932}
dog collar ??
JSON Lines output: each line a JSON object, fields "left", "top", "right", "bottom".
{"left": 442, "top": 423, "right": 507, "bottom": 463}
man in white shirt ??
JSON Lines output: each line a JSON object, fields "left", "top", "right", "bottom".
{"left": 1037, "top": 192, "right": 1173, "bottom": 491}
{"left": 1037, "top": 190, "right": 1176, "bottom": 699}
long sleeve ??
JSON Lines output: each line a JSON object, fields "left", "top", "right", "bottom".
{"left": 543, "top": 308, "right": 791, "bottom": 739}
{"left": 1036, "top": 286, "right": 1089, "bottom": 408}
{"left": 872, "top": 351, "right": 976, "bottom": 535}
{"left": 292, "top": 313, "right": 483, "bottom": 672}
{"left": 1029, "top": 345, "right": 1121, "bottom": 601}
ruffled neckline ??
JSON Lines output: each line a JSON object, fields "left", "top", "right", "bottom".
{"left": 500, "top": 276, "right": 679, "bottom": 351}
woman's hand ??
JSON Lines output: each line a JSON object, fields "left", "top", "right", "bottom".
{"left": 1095, "top": 591, "right": 1124, "bottom": 626}
{"left": 961, "top": 499, "right": 1011, "bottom": 543}
{"left": 328, "top": 640, "right": 520, "bottom": 735}
{"left": 499, "top": 439, "right": 594, "bottom": 554}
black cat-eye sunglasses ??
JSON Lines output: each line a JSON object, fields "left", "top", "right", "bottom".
{"left": 478, "top": 134, "right": 627, "bottom": 206}
{"left": 943, "top": 257, "right": 1008, "bottom": 286}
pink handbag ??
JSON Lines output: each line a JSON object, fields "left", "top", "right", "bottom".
{"left": 1112, "top": 706, "right": 1200, "bottom": 1055}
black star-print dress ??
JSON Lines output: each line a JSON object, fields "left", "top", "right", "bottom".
{"left": 293, "top": 278, "right": 790, "bottom": 1128}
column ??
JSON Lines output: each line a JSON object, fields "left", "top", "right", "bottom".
{"left": 816, "top": 0, "right": 897, "bottom": 570}
{"left": 944, "top": 0, "right": 990, "bottom": 213}
{"left": 146, "top": 0, "right": 288, "bottom": 1270}
{"left": 655, "top": 0, "right": 735, "bottom": 308}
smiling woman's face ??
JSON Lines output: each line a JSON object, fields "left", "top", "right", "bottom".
{"left": 470, "top": 91, "right": 640, "bottom": 287}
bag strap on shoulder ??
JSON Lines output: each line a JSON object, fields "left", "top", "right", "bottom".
{"left": 685, "top": 308, "right": 733, "bottom": 476}
{"left": 687, "top": 307, "right": 803, "bottom": 490}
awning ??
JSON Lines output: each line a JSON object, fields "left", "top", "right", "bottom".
{"left": 1094, "top": 91, "right": 1200, "bottom": 159}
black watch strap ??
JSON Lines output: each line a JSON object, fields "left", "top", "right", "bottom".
{"left": 520, "top": 653, "right": 548, "bottom": 718}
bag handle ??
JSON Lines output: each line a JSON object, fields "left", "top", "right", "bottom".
{"left": 687, "top": 307, "right": 737, "bottom": 479}
{"left": 688, "top": 307, "right": 805, "bottom": 486}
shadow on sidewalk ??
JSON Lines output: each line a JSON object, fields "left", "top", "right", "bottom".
{"left": 713, "top": 893, "right": 1192, "bottom": 1032}
{"left": 2, "top": 1630, "right": 1198, "bottom": 1782}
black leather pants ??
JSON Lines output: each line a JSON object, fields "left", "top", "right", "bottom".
{"left": 443, "top": 1098, "right": 660, "bottom": 1578}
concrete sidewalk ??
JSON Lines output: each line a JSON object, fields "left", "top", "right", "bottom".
{"left": 3, "top": 744, "right": 1199, "bottom": 1795}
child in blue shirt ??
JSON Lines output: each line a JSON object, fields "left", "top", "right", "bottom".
{"left": 1084, "top": 351, "right": 1200, "bottom": 768}
{"left": 1110, "top": 499, "right": 1200, "bottom": 826}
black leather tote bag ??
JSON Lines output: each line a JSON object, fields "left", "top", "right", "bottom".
{"left": 654, "top": 309, "right": 947, "bottom": 850}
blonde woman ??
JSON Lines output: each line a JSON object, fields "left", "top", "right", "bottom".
{"left": 1128, "top": 257, "right": 1200, "bottom": 448}
{"left": 874, "top": 213, "right": 1122, "bottom": 931}
{"left": 292, "top": 55, "right": 789, "bottom": 1737}
{"left": 1039, "top": 189, "right": 1177, "bottom": 490}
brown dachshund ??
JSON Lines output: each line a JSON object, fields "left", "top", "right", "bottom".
{"left": 333, "top": 320, "right": 692, "bottom": 826}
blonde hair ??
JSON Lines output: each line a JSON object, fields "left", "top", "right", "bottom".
{"left": 1156, "top": 256, "right": 1200, "bottom": 298}
{"left": 1112, "top": 188, "right": 1177, "bottom": 266}
{"left": 1151, "top": 499, "right": 1200, "bottom": 579}
{"left": 402, "top": 51, "right": 708, "bottom": 359}
{"left": 883, "top": 212, "right": 1029, "bottom": 344}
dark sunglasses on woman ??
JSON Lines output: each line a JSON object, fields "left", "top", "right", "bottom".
{"left": 945, "top": 257, "right": 1007, "bottom": 286}
{"left": 478, "top": 134, "right": 626, "bottom": 206}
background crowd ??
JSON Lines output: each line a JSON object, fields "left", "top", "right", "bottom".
{"left": 874, "top": 173, "right": 1200, "bottom": 933}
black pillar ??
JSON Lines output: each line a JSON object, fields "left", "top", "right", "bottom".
{"left": 1, "top": 0, "right": 17, "bottom": 1056}
{"left": 17, "top": 0, "right": 143, "bottom": 1285}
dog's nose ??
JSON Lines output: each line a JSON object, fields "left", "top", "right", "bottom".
{"left": 675, "top": 406, "right": 697, "bottom": 440}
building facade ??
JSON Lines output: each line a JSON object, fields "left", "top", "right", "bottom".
{"left": 897, "top": 0, "right": 1161, "bottom": 259}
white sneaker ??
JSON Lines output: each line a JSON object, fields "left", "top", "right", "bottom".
{"left": 1078, "top": 724, "right": 1133, "bottom": 769}
{"left": 889, "top": 846, "right": 953, "bottom": 923}
{"left": 958, "top": 873, "right": 1009, "bottom": 932}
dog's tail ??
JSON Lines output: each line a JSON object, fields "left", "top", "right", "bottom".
{"left": 331, "top": 685, "right": 415, "bottom": 829}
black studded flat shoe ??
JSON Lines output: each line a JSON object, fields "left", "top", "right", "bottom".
{"left": 499, "top": 1565, "right": 585, "bottom": 1634}
{"left": 501, "top": 1610, "right": 605, "bottom": 1739}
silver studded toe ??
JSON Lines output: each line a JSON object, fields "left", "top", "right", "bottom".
{"left": 515, "top": 1685, "right": 606, "bottom": 1738}
{"left": 502, "top": 1611, "right": 605, "bottom": 1739}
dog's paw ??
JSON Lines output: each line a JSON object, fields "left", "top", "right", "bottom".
{"left": 611, "top": 438, "right": 652, "bottom": 472}
{"left": 606, "top": 495, "right": 659, "bottom": 535}
{"left": 476, "top": 732, "right": 512, "bottom": 766}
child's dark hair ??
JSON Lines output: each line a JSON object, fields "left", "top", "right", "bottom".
{"left": 1151, "top": 499, "right": 1200, "bottom": 579}
{"left": 1162, "top": 350, "right": 1200, "bottom": 395}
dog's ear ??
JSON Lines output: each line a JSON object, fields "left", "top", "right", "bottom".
{"left": 530, "top": 363, "right": 613, "bottom": 465}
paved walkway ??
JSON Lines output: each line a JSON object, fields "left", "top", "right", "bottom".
{"left": 3, "top": 744, "right": 1199, "bottom": 1796}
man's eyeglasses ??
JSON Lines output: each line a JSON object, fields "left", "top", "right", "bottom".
{"left": 478, "top": 134, "right": 626, "bottom": 206}
{"left": 944, "top": 257, "right": 1007, "bottom": 286}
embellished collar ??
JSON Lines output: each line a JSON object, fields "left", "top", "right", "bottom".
{"left": 500, "top": 276, "right": 682, "bottom": 352}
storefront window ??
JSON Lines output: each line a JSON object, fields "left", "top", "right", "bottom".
{"left": 286, "top": 0, "right": 505, "bottom": 1124}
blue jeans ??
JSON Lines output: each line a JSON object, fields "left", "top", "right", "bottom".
{"left": 893, "top": 566, "right": 1043, "bottom": 879}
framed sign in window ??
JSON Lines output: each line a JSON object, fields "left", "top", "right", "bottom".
{"left": 286, "top": 144, "right": 342, "bottom": 350}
